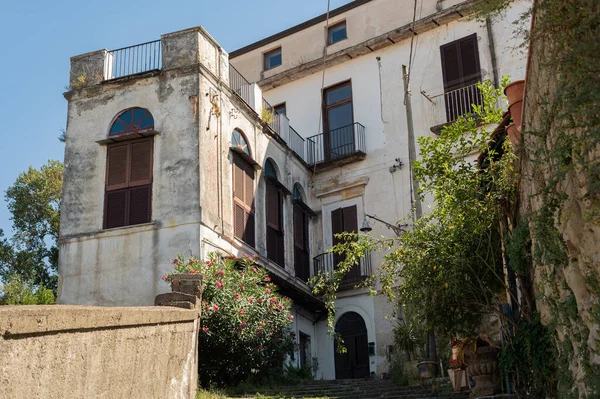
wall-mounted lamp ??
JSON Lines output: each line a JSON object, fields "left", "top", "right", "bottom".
{"left": 360, "top": 213, "right": 408, "bottom": 236}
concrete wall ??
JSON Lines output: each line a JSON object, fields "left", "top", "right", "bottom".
{"left": 0, "top": 305, "right": 200, "bottom": 399}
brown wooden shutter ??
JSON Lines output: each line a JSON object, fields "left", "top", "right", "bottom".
{"left": 342, "top": 205, "right": 358, "bottom": 233}
{"left": 105, "top": 190, "right": 127, "bottom": 229}
{"left": 128, "top": 185, "right": 151, "bottom": 225}
{"left": 293, "top": 206, "right": 304, "bottom": 250}
{"left": 105, "top": 138, "right": 153, "bottom": 229}
{"left": 266, "top": 183, "right": 279, "bottom": 230}
{"left": 232, "top": 154, "right": 255, "bottom": 247}
{"left": 107, "top": 144, "right": 129, "bottom": 190}
{"left": 441, "top": 34, "right": 480, "bottom": 90}
{"left": 459, "top": 35, "right": 480, "bottom": 84}
{"left": 129, "top": 139, "right": 153, "bottom": 186}
{"left": 294, "top": 205, "right": 310, "bottom": 281}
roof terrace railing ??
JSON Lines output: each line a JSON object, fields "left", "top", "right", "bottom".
{"left": 107, "top": 40, "right": 162, "bottom": 80}
{"left": 229, "top": 64, "right": 254, "bottom": 108}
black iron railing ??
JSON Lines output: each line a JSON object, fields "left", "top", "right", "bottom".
{"left": 107, "top": 40, "right": 162, "bottom": 80}
{"left": 313, "top": 251, "right": 372, "bottom": 284}
{"left": 229, "top": 64, "right": 254, "bottom": 107}
{"left": 306, "top": 122, "right": 366, "bottom": 165}
{"left": 289, "top": 126, "right": 305, "bottom": 160}
{"left": 443, "top": 82, "right": 484, "bottom": 122}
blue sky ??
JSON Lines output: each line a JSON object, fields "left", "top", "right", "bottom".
{"left": 0, "top": 0, "right": 352, "bottom": 238}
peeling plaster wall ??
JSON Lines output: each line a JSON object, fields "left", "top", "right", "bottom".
{"left": 60, "top": 70, "right": 202, "bottom": 306}
{"left": 0, "top": 305, "right": 200, "bottom": 399}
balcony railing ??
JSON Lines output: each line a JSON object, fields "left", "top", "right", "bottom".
{"left": 307, "top": 123, "right": 366, "bottom": 166}
{"left": 289, "top": 127, "right": 305, "bottom": 160}
{"left": 313, "top": 252, "right": 372, "bottom": 288}
{"left": 229, "top": 64, "right": 254, "bottom": 107}
{"left": 427, "top": 82, "right": 484, "bottom": 128}
{"left": 107, "top": 40, "right": 162, "bottom": 80}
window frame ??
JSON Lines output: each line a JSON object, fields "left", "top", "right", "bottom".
{"left": 273, "top": 103, "right": 287, "bottom": 117}
{"left": 327, "top": 20, "right": 348, "bottom": 46}
{"left": 103, "top": 137, "right": 154, "bottom": 229}
{"left": 263, "top": 47, "right": 283, "bottom": 71}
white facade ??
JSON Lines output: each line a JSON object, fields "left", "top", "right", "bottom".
{"left": 60, "top": 0, "right": 529, "bottom": 381}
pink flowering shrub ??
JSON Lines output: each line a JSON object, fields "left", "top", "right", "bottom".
{"left": 164, "top": 252, "right": 295, "bottom": 387}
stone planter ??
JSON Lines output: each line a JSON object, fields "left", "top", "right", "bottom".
{"left": 155, "top": 274, "right": 205, "bottom": 310}
{"left": 416, "top": 361, "right": 437, "bottom": 378}
{"left": 466, "top": 346, "right": 499, "bottom": 398}
{"left": 170, "top": 274, "right": 204, "bottom": 298}
{"left": 504, "top": 80, "right": 525, "bottom": 105}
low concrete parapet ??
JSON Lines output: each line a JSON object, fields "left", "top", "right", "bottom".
{"left": 0, "top": 305, "right": 200, "bottom": 399}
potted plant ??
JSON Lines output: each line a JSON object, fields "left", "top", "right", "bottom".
{"left": 452, "top": 335, "right": 501, "bottom": 397}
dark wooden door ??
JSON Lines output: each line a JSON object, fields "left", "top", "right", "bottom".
{"left": 331, "top": 205, "right": 360, "bottom": 281}
{"left": 334, "top": 312, "right": 370, "bottom": 379}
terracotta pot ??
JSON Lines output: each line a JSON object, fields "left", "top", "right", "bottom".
{"left": 509, "top": 99, "right": 524, "bottom": 130}
{"left": 504, "top": 80, "right": 525, "bottom": 104}
{"left": 506, "top": 123, "right": 520, "bottom": 145}
{"left": 416, "top": 361, "right": 437, "bottom": 378}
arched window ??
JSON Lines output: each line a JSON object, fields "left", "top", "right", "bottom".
{"left": 232, "top": 131, "right": 255, "bottom": 247}
{"left": 265, "top": 159, "right": 284, "bottom": 267}
{"left": 109, "top": 107, "right": 155, "bottom": 136}
{"left": 293, "top": 183, "right": 310, "bottom": 282}
{"left": 293, "top": 183, "right": 303, "bottom": 201}
{"left": 104, "top": 108, "right": 154, "bottom": 229}
{"left": 231, "top": 129, "right": 250, "bottom": 155}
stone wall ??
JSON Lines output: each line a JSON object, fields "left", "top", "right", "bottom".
{"left": 519, "top": 3, "right": 600, "bottom": 396}
{"left": 0, "top": 305, "right": 200, "bottom": 399}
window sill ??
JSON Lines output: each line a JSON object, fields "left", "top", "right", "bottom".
{"left": 327, "top": 37, "right": 348, "bottom": 47}
{"left": 96, "top": 130, "right": 160, "bottom": 145}
{"left": 101, "top": 221, "right": 157, "bottom": 234}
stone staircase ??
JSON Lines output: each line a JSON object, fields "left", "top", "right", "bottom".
{"left": 236, "top": 378, "right": 470, "bottom": 399}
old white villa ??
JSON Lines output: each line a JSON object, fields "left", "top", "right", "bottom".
{"left": 59, "top": 0, "right": 529, "bottom": 380}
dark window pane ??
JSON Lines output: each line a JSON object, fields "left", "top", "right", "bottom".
{"left": 327, "top": 103, "right": 353, "bottom": 130}
{"left": 265, "top": 49, "right": 282, "bottom": 70}
{"left": 274, "top": 103, "right": 286, "bottom": 116}
{"left": 326, "top": 84, "right": 352, "bottom": 104}
{"left": 329, "top": 23, "right": 347, "bottom": 44}
{"left": 265, "top": 160, "right": 277, "bottom": 178}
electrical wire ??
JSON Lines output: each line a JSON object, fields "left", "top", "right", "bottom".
{"left": 406, "top": 0, "right": 419, "bottom": 88}
{"left": 313, "top": 0, "right": 332, "bottom": 176}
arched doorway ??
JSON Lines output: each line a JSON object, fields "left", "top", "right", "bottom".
{"left": 334, "top": 312, "right": 370, "bottom": 379}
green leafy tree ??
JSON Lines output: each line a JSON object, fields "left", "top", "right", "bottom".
{"left": 0, "top": 275, "right": 55, "bottom": 305}
{"left": 165, "top": 253, "right": 295, "bottom": 387}
{"left": 4, "top": 160, "right": 63, "bottom": 290}
{"left": 311, "top": 78, "right": 517, "bottom": 341}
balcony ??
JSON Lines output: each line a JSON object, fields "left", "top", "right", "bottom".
{"left": 313, "top": 251, "right": 371, "bottom": 291}
{"left": 306, "top": 123, "right": 367, "bottom": 171}
{"left": 425, "top": 82, "right": 484, "bottom": 134}
{"left": 105, "top": 40, "right": 162, "bottom": 80}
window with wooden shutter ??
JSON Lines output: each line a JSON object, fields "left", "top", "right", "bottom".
{"left": 331, "top": 205, "right": 360, "bottom": 280}
{"left": 266, "top": 180, "right": 284, "bottom": 267}
{"left": 104, "top": 138, "right": 153, "bottom": 229}
{"left": 440, "top": 34, "right": 482, "bottom": 122}
{"left": 294, "top": 204, "right": 310, "bottom": 282}
{"left": 232, "top": 154, "right": 255, "bottom": 247}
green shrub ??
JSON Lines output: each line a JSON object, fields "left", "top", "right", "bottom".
{"left": 389, "top": 352, "right": 410, "bottom": 386}
{"left": 165, "top": 252, "right": 295, "bottom": 387}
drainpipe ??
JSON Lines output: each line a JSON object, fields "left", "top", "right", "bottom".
{"left": 486, "top": 17, "right": 500, "bottom": 89}
{"left": 402, "top": 65, "right": 422, "bottom": 220}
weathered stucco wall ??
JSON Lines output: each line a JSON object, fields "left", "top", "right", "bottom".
{"left": 0, "top": 305, "right": 199, "bottom": 399}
